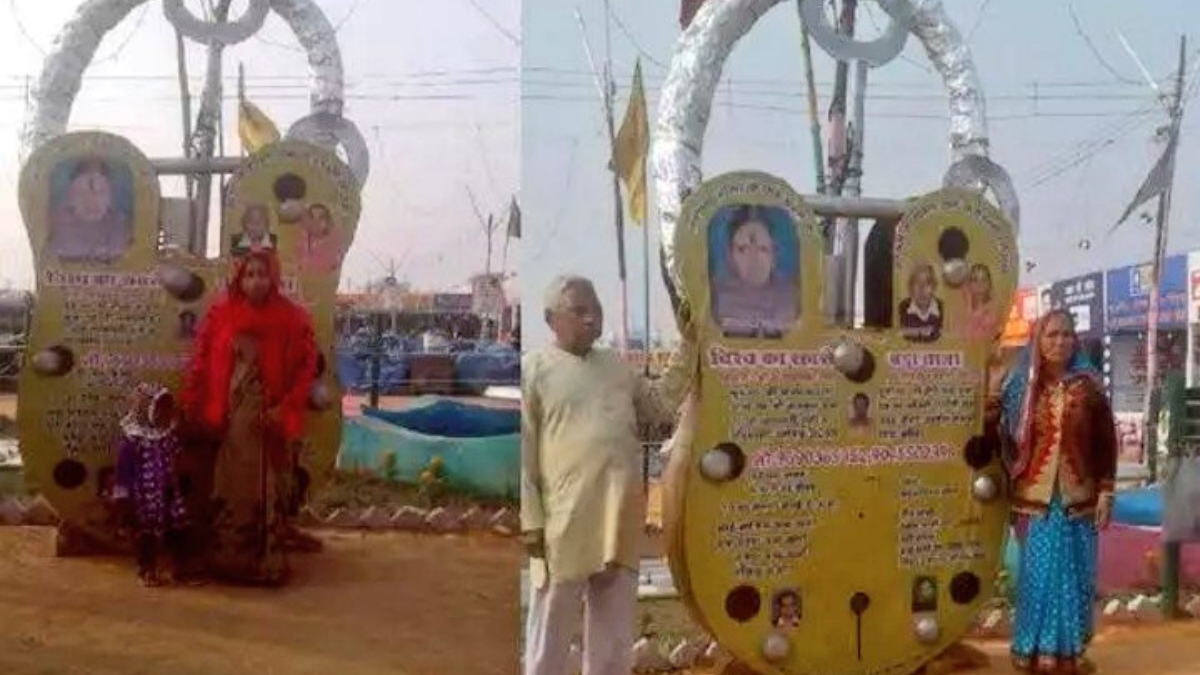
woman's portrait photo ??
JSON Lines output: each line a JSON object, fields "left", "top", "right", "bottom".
{"left": 771, "top": 589, "right": 802, "bottom": 629}
{"left": 899, "top": 261, "right": 944, "bottom": 343}
{"left": 959, "top": 263, "right": 998, "bottom": 340}
{"left": 230, "top": 203, "right": 277, "bottom": 256}
{"left": 708, "top": 204, "right": 800, "bottom": 339}
{"left": 47, "top": 157, "right": 135, "bottom": 264}
{"left": 299, "top": 203, "right": 345, "bottom": 273}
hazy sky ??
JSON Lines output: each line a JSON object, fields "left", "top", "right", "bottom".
{"left": 521, "top": 0, "right": 1200, "bottom": 347}
{"left": 0, "top": 0, "right": 518, "bottom": 293}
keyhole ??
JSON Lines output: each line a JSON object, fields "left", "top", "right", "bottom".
{"left": 850, "top": 591, "right": 871, "bottom": 661}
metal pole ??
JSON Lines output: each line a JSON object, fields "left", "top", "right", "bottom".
{"left": 1144, "top": 34, "right": 1186, "bottom": 483}
{"left": 841, "top": 60, "right": 869, "bottom": 327}
{"left": 174, "top": 29, "right": 195, "bottom": 240}
{"left": 602, "top": 0, "right": 630, "bottom": 352}
{"left": 368, "top": 312, "right": 383, "bottom": 409}
{"left": 189, "top": 0, "right": 234, "bottom": 256}
{"left": 642, "top": 209, "right": 652, "bottom": 374}
{"left": 826, "top": 0, "right": 857, "bottom": 325}
{"left": 796, "top": 4, "right": 826, "bottom": 194}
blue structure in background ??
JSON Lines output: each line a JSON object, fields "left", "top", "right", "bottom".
{"left": 340, "top": 398, "right": 520, "bottom": 499}
{"left": 1105, "top": 254, "right": 1188, "bottom": 332}
{"left": 334, "top": 338, "right": 520, "bottom": 395}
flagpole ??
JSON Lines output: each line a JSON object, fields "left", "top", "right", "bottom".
{"left": 604, "top": 0, "right": 631, "bottom": 353}
{"left": 642, "top": 188, "right": 652, "bottom": 375}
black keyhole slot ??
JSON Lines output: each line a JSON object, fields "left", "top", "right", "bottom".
{"left": 849, "top": 591, "right": 871, "bottom": 661}
{"left": 850, "top": 592, "right": 871, "bottom": 615}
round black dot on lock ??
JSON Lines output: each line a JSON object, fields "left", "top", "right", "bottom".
{"left": 937, "top": 227, "right": 970, "bottom": 261}
{"left": 725, "top": 585, "right": 762, "bottom": 623}
{"left": 53, "top": 459, "right": 88, "bottom": 490}
{"left": 273, "top": 173, "right": 307, "bottom": 202}
{"left": 963, "top": 436, "right": 993, "bottom": 470}
{"left": 949, "top": 571, "right": 981, "bottom": 605}
{"left": 843, "top": 348, "right": 876, "bottom": 384}
{"left": 706, "top": 442, "right": 747, "bottom": 482}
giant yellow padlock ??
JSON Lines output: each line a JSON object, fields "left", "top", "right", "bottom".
{"left": 663, "top": 171, "right": 1017, "bottom": 675}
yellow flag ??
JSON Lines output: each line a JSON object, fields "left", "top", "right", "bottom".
{"left": 237, "top": 98, "right": 280, "bottom": 154}
{"left": 614, "top": 60, "right": 649, "bottom": 226}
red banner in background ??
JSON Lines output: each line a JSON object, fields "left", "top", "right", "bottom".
{"left": 1000, "top": 287, "right": 1038, "bottom": 347}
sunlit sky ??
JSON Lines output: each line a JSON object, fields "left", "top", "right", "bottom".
{"left": 521, "top": 0, "right": 1200, "bottom": 347}
{"left": 0, "top": 0, "right": 518, "bottom": 293}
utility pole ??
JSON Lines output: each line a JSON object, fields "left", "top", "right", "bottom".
{"left": 825, "top": 0, "right": 859, "bottom": 325}
{"left": 1143, "top": 34, "right": 1187, "bottom": 483}
{"left": 466, "top": 185, "right": 497, "bottom": 276}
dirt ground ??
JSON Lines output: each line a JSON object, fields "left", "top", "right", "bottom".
{"left": 0, "top": 526, "right": 521, "bottom": 675}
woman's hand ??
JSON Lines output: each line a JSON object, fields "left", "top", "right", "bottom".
{"left": 1095, "top": 493, "right": 1114, "bottom": 530}
{"left": 983, "top": 394, "right": 1001, "bottom": 425}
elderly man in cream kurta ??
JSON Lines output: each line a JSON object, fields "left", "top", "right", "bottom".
{"left": 522, "top": 275, "right": 696, "bottom": 675}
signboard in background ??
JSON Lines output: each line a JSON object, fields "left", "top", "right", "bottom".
{"left": 1036, "top": 282, "right": 1054, "bottom": 318}
{"left": 432, "top": 293, "right": 473, "bottom": 314}
{"left": 1000, "top": 287, "right": 1039, "bottom": 347}
{"left": 1047, "top": 271, "right": 1105, "bottom": 339}
{"left": 470, "top": 273, "right": 506, "bottom": 316}
{"left": 1188, "top": 250, "right": 1200, "bottom": 324}
{"left": 1106, "top": 254, "right": 1189, "bottom": 331}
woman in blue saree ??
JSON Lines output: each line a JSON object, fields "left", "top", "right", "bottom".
{"left": 996, "top": 310, "right": 1118, "bottom": 674}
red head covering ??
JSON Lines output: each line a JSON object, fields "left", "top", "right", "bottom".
{"left": 181, "top": 251, "right": 318, "bottom": 441}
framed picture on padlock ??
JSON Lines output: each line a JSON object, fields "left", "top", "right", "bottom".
{"left": 705, "top": 202, "right": 803, "bottom": 340}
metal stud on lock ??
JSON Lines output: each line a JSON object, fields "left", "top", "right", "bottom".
{"left": 914, "top": 616, "right": 940, "bottom": 644}
{"left": 699, "top": 448, "right": 736, "bottom": 482}
{"left": 942, "top": 258, "right": 969, "bottom": 288}
{"left": 971, "top": 475, "right": 999, "bottom": 502}
{"left": 832, "top": 340, "right": 866, "bottom": 376}
{"left": 761, "top": 631, "right": 790, "bottom": 662}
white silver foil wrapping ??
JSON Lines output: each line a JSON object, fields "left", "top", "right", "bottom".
{"left": 23, "top": 0, "right": 346, "bottom": 155}
{"left": 909, "top": 0, "right": 988, "bottom": 160}
{"left": 652, "top": 0, "right": 783, "bottom": 305}
{"left": 22, "top": 0, "right": 146, "bottom": 154}
{"left": 269, "top": 0, "right": 345, "bottom": 117}
{"left": 653, "top": 0, "right": 1009, "bottom": 312}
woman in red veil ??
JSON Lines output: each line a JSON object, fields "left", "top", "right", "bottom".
{"left": 181, "top": 250, "right": 318, "bottom": 586}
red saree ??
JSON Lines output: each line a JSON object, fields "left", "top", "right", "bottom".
{"left": 181, "top": 251, "right": 317, "bottom": 585}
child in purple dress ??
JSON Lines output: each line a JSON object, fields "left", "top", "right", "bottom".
{"left": 113, "top": 383, "right": 193, "bottom": 586}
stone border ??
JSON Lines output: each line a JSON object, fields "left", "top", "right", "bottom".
{"left": 0, "top": 496, "right": 520, "bottom": 538}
